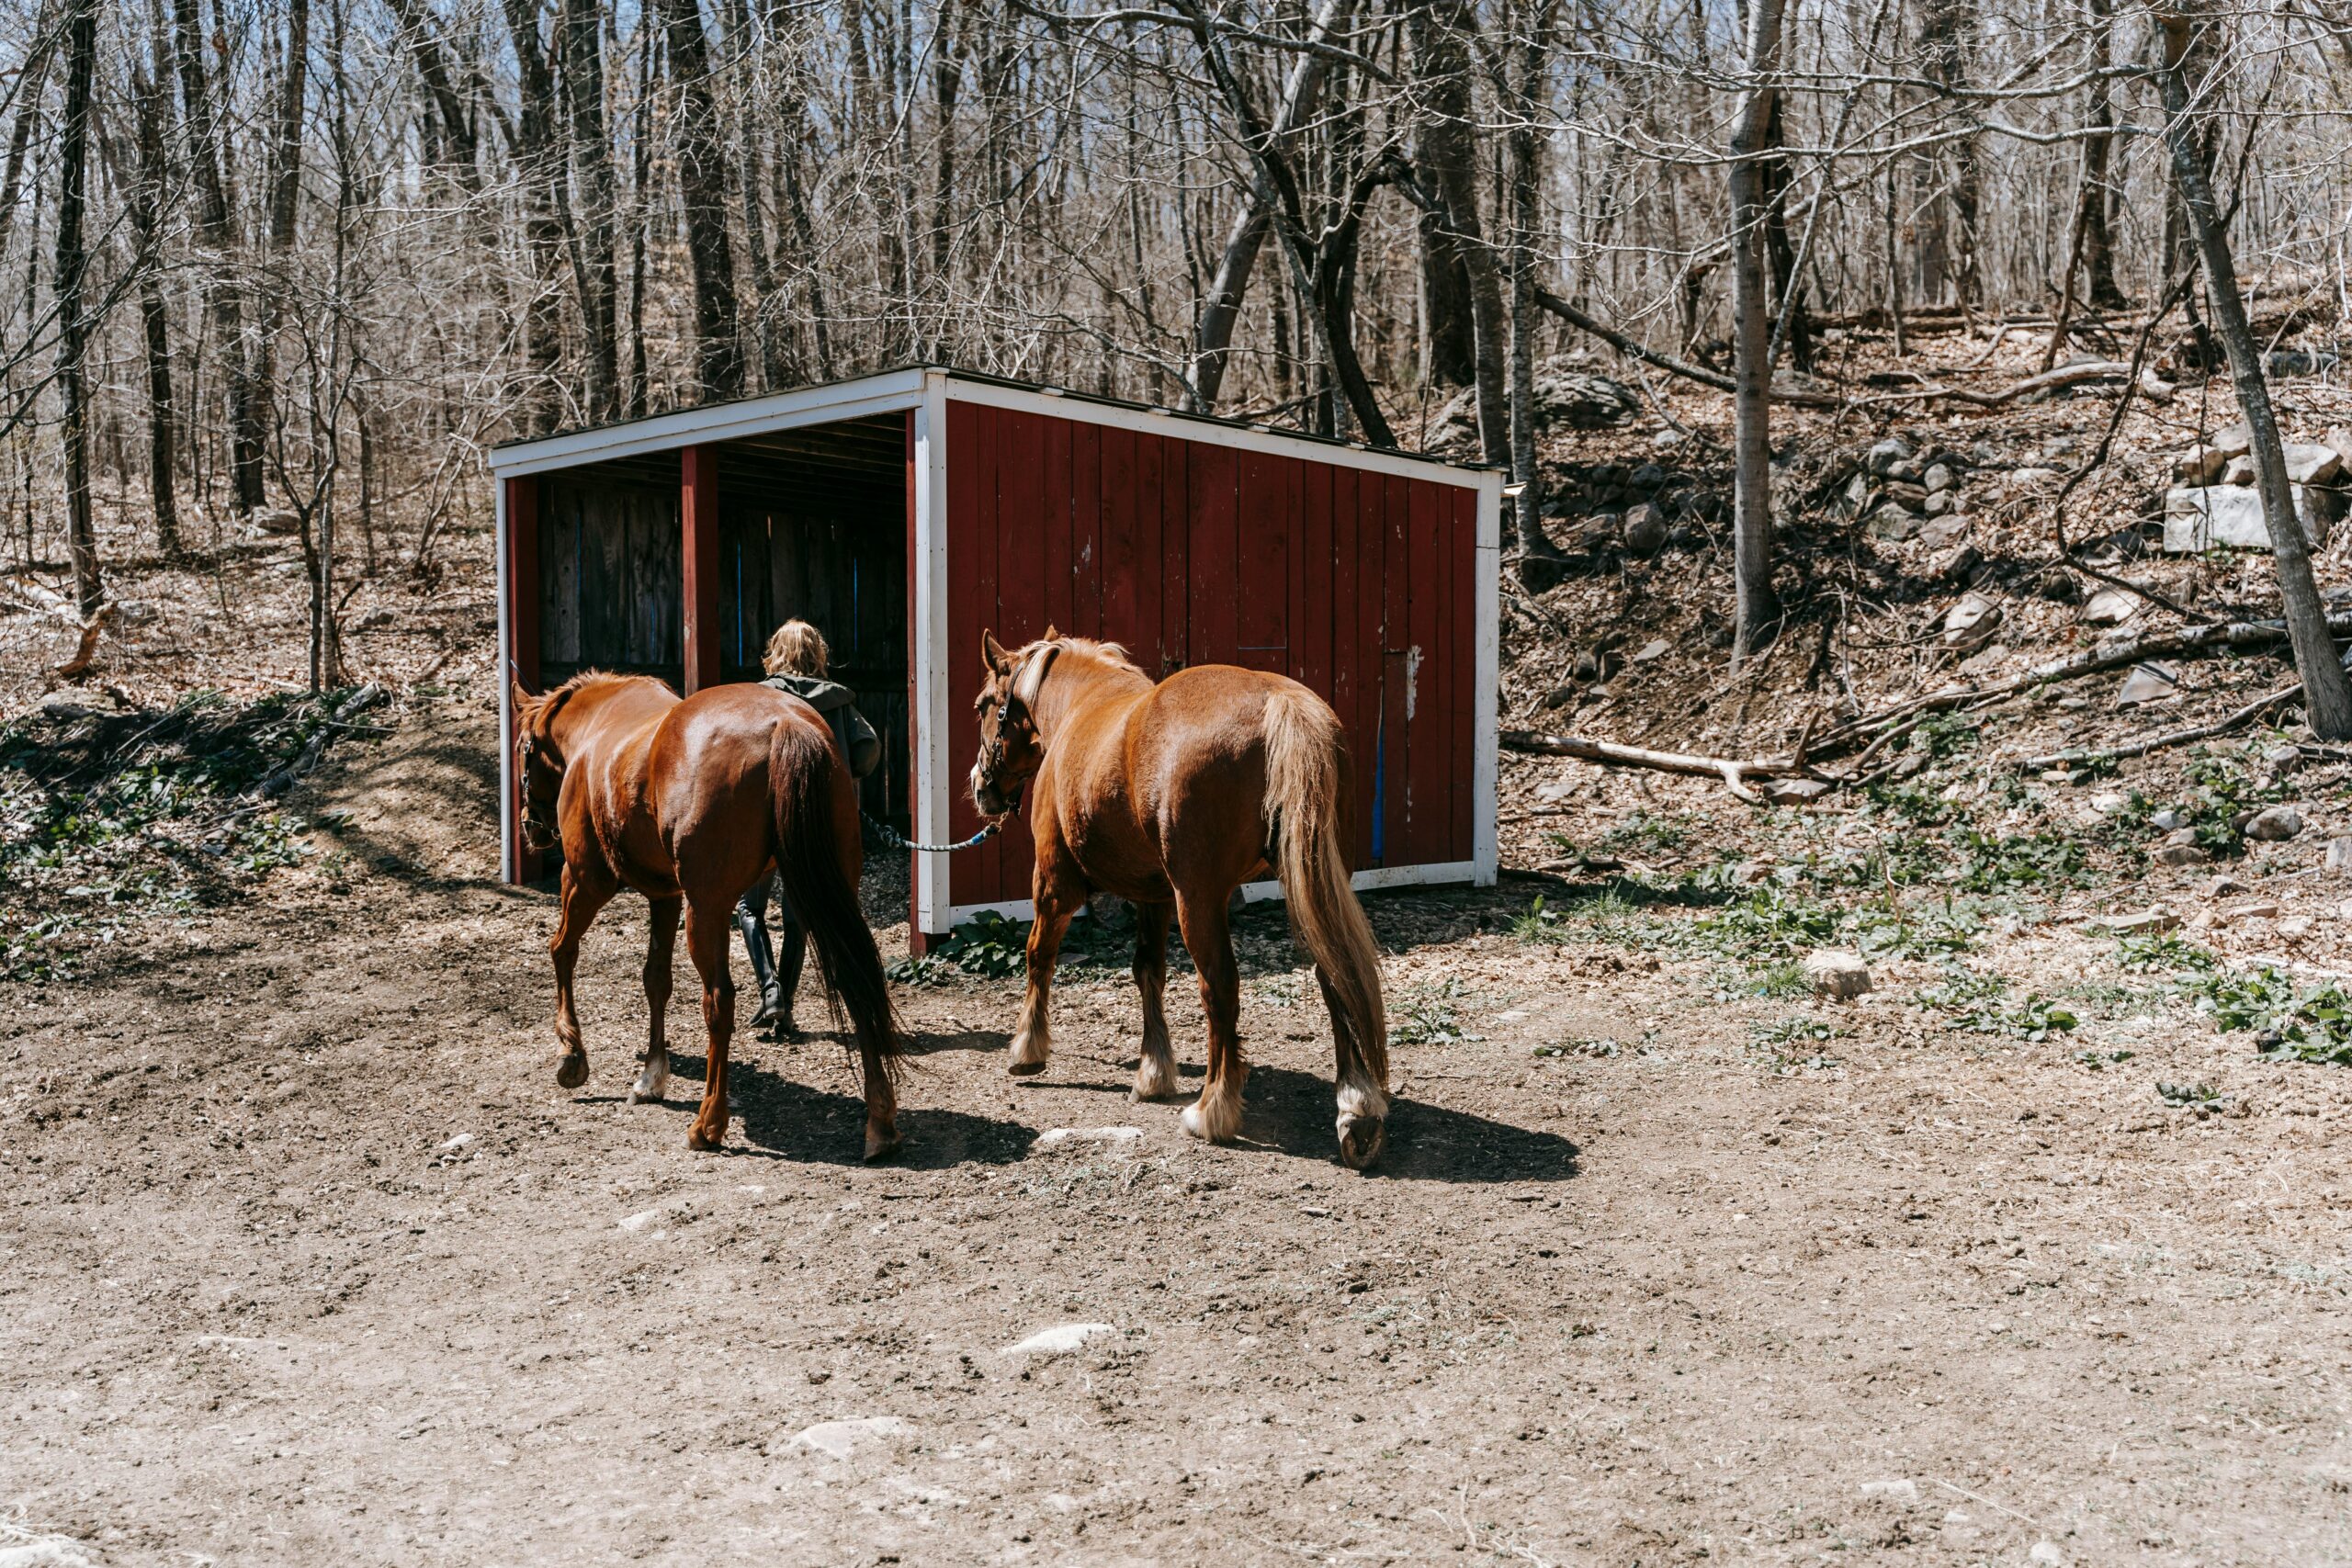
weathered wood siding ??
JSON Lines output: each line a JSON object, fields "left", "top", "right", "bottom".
{"left": 536, "top": 474, "right": 683, "bottom": 687}
{"left": 943, "top": 402, "right": 1481, "bottom": 910}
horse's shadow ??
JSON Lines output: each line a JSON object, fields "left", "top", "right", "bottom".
{"left": 1227, "top": 1064, "right": 1579, "bottom": 1183}
{"left": 661, "top": 1043, "right": 1037, "bottom": 1168}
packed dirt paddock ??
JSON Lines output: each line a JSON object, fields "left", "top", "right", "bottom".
{"left": 6, "top": 694, "right": 2349, "bottom": 1566}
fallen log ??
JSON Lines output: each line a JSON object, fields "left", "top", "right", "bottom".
{"left": 1500, "top": 729, "right": 1805, "bottom": 804}
{"left": 51, "top": 602, "right": 114, "bottom": 679}
{"left": 1532, "top": 290, "right": 1838, "bottom": 409}
{"left": 1852, "top": 359, "right": 2135, "bottom": 410}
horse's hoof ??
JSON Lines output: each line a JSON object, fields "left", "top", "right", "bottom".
{"left": 863, "top": 1123, "right": 901, "bottom": 1163}
{"left": 1006, "top": 1058, "right": 1047, "bottom": 1078}
{"left": 555, "top": 1052, "right": 589, "bottom": 1090}
{"left": 1132, "top": 1057, "right": 1179, "bottom": 1100}
{"left": 1337, "top": 1115, "right": 1386, "bottom": 1170}
{"left": 687, "top": 1125, "right": 724, "bottom": 1152}
{"left": 1181, "top": 1098, "right": 1238, "bottom": 1144}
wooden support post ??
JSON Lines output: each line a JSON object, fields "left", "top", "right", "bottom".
{"left": 903, "top": 411, "right": 930, "bottom": 954}
{"left": 682, "top": 444, "right": 722, "bottom": 693}
{"left": 503, "top": 475, "right": 541, "bottom": 884}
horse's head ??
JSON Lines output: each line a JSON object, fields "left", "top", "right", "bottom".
{"left": 970, "top": 628, "right": 1060, "bottom": 818}
{"left": 510, "top": 680, "right": 566, "bottom": 853}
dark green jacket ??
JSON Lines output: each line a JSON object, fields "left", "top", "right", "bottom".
{"left": 762, "top": 673, "right": 881, "bottom": 781}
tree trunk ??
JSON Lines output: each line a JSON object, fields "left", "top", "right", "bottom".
{"left": 560, "top": 0, "right": 620, "bottom": 421}
{"left": 1758, "top": 92, "right": 1813, "bottom": 373}
{"left": 174, "top": 0, "right": 263, "bottom": 516}
{"left": 1729, "top": 0, "right": 1787, "bottom": 667}
{"left": 502, "top": 0, "right": 565, "bottom": 433}
{"left": 1186, "top": 0, "right": 1346, "bottom": 413}
{"left": 1412, "top": 0, "right": 1508, "bottom": 461}
{"left": 0, "top": 0, "right": 59, "bottom": 262}
{"left": 54, "top": 0, "right": 100, "bottom": 615}
{"left": 128, "top": 60, "right": 182, "bottom": 558}
{"left": 254, "top": 0, "right": 310, "bottom": 459}
{"left": 659, "top": 0, "right": 744, "bottom": 400}
{"left": 2077, "top": 0, "right": 2125, "bottom": 308}
{"left": 2156, "top": 6, "right": 2352, "bottom": 738}
{"left": 1506, "top": 8, "right": 1553, "bottom": 562}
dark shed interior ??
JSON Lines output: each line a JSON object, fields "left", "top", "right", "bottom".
{"left": 531, "top": 412, "right": 910, "bottom": 826}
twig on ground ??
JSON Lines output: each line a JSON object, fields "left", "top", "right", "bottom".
{"left": 2014, "top": 681, "right": 2301, "bottom": 770}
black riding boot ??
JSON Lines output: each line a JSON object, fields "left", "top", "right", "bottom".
{"left": 737, "top": 885, "right": 785, "bottom": 1028}
{"left": 772, "top": 919, "right": 808, "bottom": 1039}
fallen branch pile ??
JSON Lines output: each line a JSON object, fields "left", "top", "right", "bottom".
{"left": 1504, "top": 613, "right": 2352, "bottom": 802}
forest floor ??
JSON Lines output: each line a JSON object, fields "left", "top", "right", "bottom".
{"left": 7, "top": 333, "right": 2352, "bottom": 1564}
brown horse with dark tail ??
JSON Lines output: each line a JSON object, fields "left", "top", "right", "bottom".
{"left": 969, "top": 632, "right": 1391, "bottom": 1168}
{"left": 511, "top": 672, "right": 903, "bottom": 1160}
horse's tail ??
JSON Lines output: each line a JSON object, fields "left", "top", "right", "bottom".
{"left": 1261, "top": 683, "right": 1387, "bottom": 1090}
{"left": 768, "top": 719, "right": 903, "bottom": 1079}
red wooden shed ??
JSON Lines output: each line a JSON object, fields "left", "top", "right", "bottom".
{"left": 489, "top": 367, "right": 1500, "bottom": 949}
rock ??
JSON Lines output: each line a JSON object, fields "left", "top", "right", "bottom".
{"left": 792, "top": 1416, "right": 914, "bottom": 1460}
{"left": 2097, "top": 908, "right": 2180, "bottom": 934}
{"left": 1865, "top": 437, "right": 1912, "bottom": 477}
{"left": 1431, "top": 368, "right": 1639, "bottom": 443}
{"left": 1628, "top": 462, "right": 1667, "bottom": 491}
{"left": 1543, "top": 685, "right": 1576, "bottom": 709}
{"left": 2208, "top": 874, "right": 2248, "bottom": 897}
{"left": 1035, "top": 1125, "right": 1144, "bottom": 1148}
{"left": 1882, "top": 479, "right": 1930, "bottom": 511}
{"left": 254, "top": 506, "right": 302, "bottom": 535}
{"left": 1629, "top": 637, "right": 1670, "bottom": 663}
{"left": 1917, "top": 506, "right": 1969, "bottom": 544}
{"left": 2030, "top": 1541, "right": 2067, "bottom": 1566}
{"left": 1940, "top": 592, "right": 2002, "bottom": 649}
{"left": 2221, "top": 455, "right": 2256, "bottom": 487}
{"left": 2207, "top": 422, "right": 2255, "bottom": 459}
{"left": 1928, "top": 542, "right": 1981, "bottom": 584}
{"left": 2326, "top": 836, "right": 2352, "bottom": 874}
{"left": 2244, "top": 805, "right": 2304, "bottom": 841}
{"left": 2148, "top": 808, "right": 2187, "bottom": 831}
{"left": 1623, "top": 503, "right": 1669, "bottom": 555}
{"left": 2268, "top": 349, "right": 2341, "bottom": 377}
{"left": 2161, "top": 826, "right": 2200, "bottom": 848}
{"left": 1803, "top": 950, "right": 1872, "bottom": 1000}
{"left": 616, "top": 1208, "right": 666, "bottom": 1234}
{"left": 2090, "top": 792, "right": 2128, "bottom": 816}
{"left": 353, "top": 606, "right": 397, "bottom": 631}
{"left": 1002, "top": 1322, "right": 1119, "bottom": 1357}
{"left": 435, "top": 1132, "right": 474, "bottom": 1153}
{"left": 1923, "top": 462, "right": 1955, "bottom": 494}
{"left": 2173, "top": 446, "right": 2228, "bottom": 485}
{"left": 2284, "top": 443, "right": 2345, "bottom": 485}
{"left": 2222, "top": 899, "right": 2280, "bottom": 923}
{"left": 1763, "top": 778, "right": 1833, "bottom": 806}
{"left": 1860, "top": 1479, "right": 1921, "bottom": 1505}
{"left": 2153, "top": 842, "right": 2209, "bottom": 867}
{"left": 1954, "top": 643, "right": 2008, "bottom": 679}
{"left": 1836, "top": 471, "right": 1872, "bottom": 517}
{"left": 1727, "top": 861, "right": 1770, "bottom": 887}
{"left": 2005, "top": 466, "right": 2063, "bottom": 493}
{"left": 1865, "top": 503, "right": 1918, "bottom": 542}
{"left": 1922, "top": 489, "right": 1954, "bottom": 517}
{"left": 2281, "top": 915, "right": 2313, "bottom": 940}
{"left": 2078, "top": 587, "right": 2140, "bottom": 626}
{"left": 2328, "top": 426, "right": 2352, "bottom": 469}
{"left": 2139, "top": 367, "right": 2177, "bottom": 403}
{"left": 2115, "top": 661, "right": 2179, "bottom": 706}
{"left": 1885, "top": 459, "right": 1923, "bottom": 485}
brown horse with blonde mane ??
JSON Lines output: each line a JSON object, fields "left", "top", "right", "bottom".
{"left": 510, "top": 672, "right": 903, "bottom": 1159}
{"left": 969, "top": 632, "right": 1391, "bottom": 1168}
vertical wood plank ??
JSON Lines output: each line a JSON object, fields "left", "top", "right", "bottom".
{"left": 989, "top": 409, "right": 1048, "bottom": 905}
{"left": 1041, "top": 413, "right": 1073, "bottom": 634}
{"left": 504, "top": 476, "right": 540, "bottom": 884}
{"left": 1450, "top": 486, "right": 1477, "bottom": 863}
{"left": 1378, "top": 476, "right": 1411, "bottom": 866}
{"left": 948, "top": 401, "right": 997, "bottom": 909}
{"left": 1407, "top": 479, "right": 1445, "bottom": 865}
{"left": 1294, "top": 461, "right": 1331, "bottom": 698}
{"left": 1328, "top": 466, "right": 1367, "bottom": 867}
{"left": 1099, "top": 425, "right": 1136, "bottom": 653}
{"left": 1188, "top": 442, "right": 1238, "bottom": 668}
{"left": 682, "top": 445, "right": 721, "bottom": 694}
{"left": 1070, "top": 419, "right": 1102, "bottom": 640}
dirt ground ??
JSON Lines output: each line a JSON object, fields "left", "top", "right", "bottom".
{"left": 5, "top": 696, "right": 2349, "bottom": 1567}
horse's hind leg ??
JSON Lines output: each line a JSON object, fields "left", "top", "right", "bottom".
{"left": 632, "top": 895, "right": 680, "bottom": 1104}
{"left": 1175, "top": 890, "right": 1246, "bottom": 1143}
{"left": 1317, "top": 964, "right": 1388, "bottom": 1168}
{"left": 1008, "top": 865, "right": 1080, "bottom": 1077}
{"left": 550, "top": 865, "right": 615, "bottom": 1090}
{"left": 683, "top": 900, "right": 738, "bottom": 1152}
{"left": 1131, "top": 901, "right": 1179, "bottom": 1100}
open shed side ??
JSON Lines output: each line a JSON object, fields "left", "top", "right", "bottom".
{"left": 491, "top": 367, "right": 1500, "bottom": 949}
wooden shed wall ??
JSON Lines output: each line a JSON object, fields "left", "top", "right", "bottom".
{"left": 942, "top": 401, "right": 1481, "bottom": 911}
{"left": 535, "top": 473, "right": 684, "bottom": 687}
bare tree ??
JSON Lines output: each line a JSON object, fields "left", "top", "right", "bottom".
{"left": 1728, "top": 0, "right": 1787, "bottom": 667}
{"left": 51, "top": 0, "right": 96, "bottom": 612}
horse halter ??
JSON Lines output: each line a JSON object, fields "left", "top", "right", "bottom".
{"left": 976, "top": 641, "right": 1059, "bottom": 807}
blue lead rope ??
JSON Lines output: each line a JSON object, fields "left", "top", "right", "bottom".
{"left": 862, "top": 812, "right": 1003, "bottom": 854}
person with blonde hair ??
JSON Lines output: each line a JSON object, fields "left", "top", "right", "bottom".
{"left": 738, "top": 618, "right": 881, "bottom": 1035}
